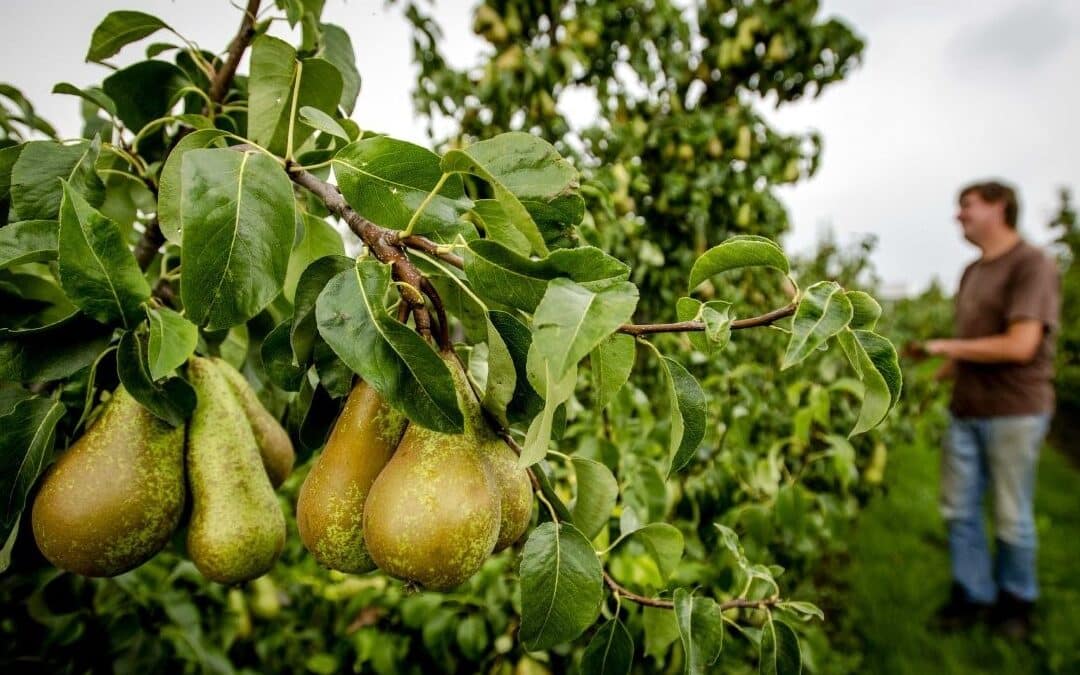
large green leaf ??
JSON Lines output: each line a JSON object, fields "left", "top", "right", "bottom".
{"left": 591, "top": 333, "right": 635, "bottom": 410}
{"left": 760, "top": 619, "right": 802, "bottom": 675}
{"left": 284, "top": 213, "right": 345, "bottom": 303}
{"left": 837, "top": 329, "right": 902, "bottom": 436}
{"left": 674, "top": 589, "right": 725, "bottom": 675}
{"left": 781, "top": 281, "right": 853, "bottom": 369}
{"left": 643, "top": 605, "right": 681, "bottom": 660}
{"left": 9, "top": 139, "right": 105, "bottom": 221}
{"left": 333, "top": 137, "right": 471, "bottom": 235}
{"left": 519, "top": 522, "right": 604, "bottom": 651}
{"left": 521, "top": 362, "right": 576, "bottom": 467}
{"left": 116, "top": 330, "right": 195, "bottom": 427}
{"left": 0, "top": 220, "right": 58, "bottom": 269}
{"left": 527, "top": 278, "right": 639, "bottom": 386}
{"left": 661, "top": 356, "right": 707, "bottom": 477}
{"left": 248, "top": 36, "right": 343, "bottom": 156}
{"left": 86, "top": 10, "right": 171, "bottom": 62}
{"left": 262, "top": 318, "right": 306, "bottom": 391}
{"left": 488, "top": 310, "right": 543, "bottom": 424}
{"left": 571, "top": 457, "right": 619, "bottom": 540}
{"left": 57, "top": 181, "right": 150, "bottom": 327}
{"left": 102, "top": 60, "right": 189, "bottom": 134}
{"left": 442, "top": 132, "right": 581, "bottom": 256}
{"left": 464, "top": 240, "right": 630, "bottom": 313}
{"left": 617, "top": 523, "right": 684, "bottom": 580}
{"left": 581, "top": 618, "right": 634, "bottom": 675}
{"left": 179, "top": 148, "right": 296, "bottom": 329}
{"left": 0, "top": 315, "right": 112, "bottom": 383}
{"left": 689, "top": 235, "right": 789, "bottom": 291}
{"left": 146, "top": 306, "right": 198, "bottom": 381}
{"left": 1, "top": 144, "right": 24, "bottom": 224}
{"left": 845, "top": 290, "right": 881, "bottom": 331}
{"left": 51, "top": 83, "right": 118, "bottom": 118}
{"left": 0, "top": 396, "right": 65, "bottom": 560}
{"left": 470, "top": 199, "right": 531, "bottom": 255}
{"left": 315, "top": 259, "right": 463, "bottom": 433}
{"left": 318, "top": 23, "right": 361, "bottom": 115}
{"left": 157, "top": 128, "right": 228, "bottom": 243}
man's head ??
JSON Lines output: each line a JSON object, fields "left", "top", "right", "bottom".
{"left": 956, "top": 180, "right": 1019, "bottom": 245}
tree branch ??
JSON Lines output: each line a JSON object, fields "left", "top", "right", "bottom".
{"left": 619, "top": 303, "right": 797, "bottom": 336}
{"left": 398, "top": 234, "right": 465, "bottom": 269}
{"left": 602, "top": 571, "right": 783, "bottom": 611}
{"left": 208, "top": 0, "right": 262, "bottom": 106}
{"left": 286, "top": 161, "right": 436, "bottom": 341}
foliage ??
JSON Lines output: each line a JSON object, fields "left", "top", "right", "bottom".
{"left": 1050, "top": 189, "right": 1079, "bottom": 412}
{"left": 0, "top": 2, "right": 903, "bottom": 674}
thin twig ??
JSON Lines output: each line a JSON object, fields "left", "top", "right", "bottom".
{"left": 602, "top": 571, "right": 783, "bottom": 611}
{"left": 208, "top": 0, "right": 262, "bottom": 106}
{"left": 619, "top": 303, "right": 797, "bottom": 336}
{"left": 399, "top": 234, "right": 465, "bottom": 269}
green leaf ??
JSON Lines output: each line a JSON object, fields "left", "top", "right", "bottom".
{"left": 146, "top": 306, "right": 197, "bottom": 380}
{"left": 0, "top": 220, "right": 58, "bottom": 269}
{"left": 674, "top": 589, "right": 725, "bottom": 675}
{"left": 619, "top": 523, "right": 684, "bottom": 580}
{"left": 780, "top": 601, "right": 824, "bottom": 622}
{"left": 519, "top": 522, "right": 604, "bottom": 651}
{"left": 845, "top": 290, "right": 881, "bottom": 331}
{"left": 689, "top": 235, "right": 789, "bottom": 291}
{"left": 781, "top": 281, "right": 853, "bottom": 369}
{"left": 284, "top": 213, "right": 345, "bottom": 303}
{"left": 661, "top": 356, "right": 707, "bottom": 477}
{"left": 0, "top": 315, "right": 112, "bottom": 383}
{"left": 464, "top": 240, "right": 630, "bottom": 313}
{"left": 442, "top": 132, "right": 581, "bottom": 256}
{"left": 333, "top": 136, "right": 471, "bottom": 235}
{"left": 837, "top": 329, "right": 902, "bottom": 435}
{"left": 521, "top": 363, "right": 576, "bottom": 467}
{"left": 318, "top": 23, "right": 361, "bottom": 115}
{"left": 157, "top": 128, "right": 228, "bottom": 243}
{"left": 676, "top": 297, "right": 733, "bottom": 354}
{"left": 315, "top": 259, "right": 463, "bottom": 432}
{"left": 116, "top": 330, "right": 195, "bottom": 427}
{"left": 760, "top": 619, "right": 802, "bottom": 675}
{"left": 581, "top": 618, "right": 634, "bottom": 675}
{"left": 527, "top": 278, "right": 638, "bottom": 385}
{"left": 51, "top": 83, "right": 117, "bottom": 118}
{"left": 298, "top": 106, "right": 349, "bottom": 141}
{"left": 1, "top": 144, "right": 25, "bottom": 223}
{"left": 102, "top": 61, "right": 189, "bottom": 134}
{"left": 470, "top": 199, "right": 531, "bottom": 255}
{"left": 571, "top": 457, "right": 618, "bottom": 540}
{"left": 86, "top": 10, "right": 171, "bottom": 62}
{"left": 0, "top": 397, "right": 65, "bottom": 552}
{"left": 488, "top": 310, "right": 543, "bottom": 424}
{"left": 248, "top": 36, "right": 343, "bottom": 156}
{"left": 643, "top": 606, "right": 681, "bottom": 660}
{"left": 261, "top": 318, "right": 306, "bottom": 391}
{"left": 481, "top": 312, "right": 516, "bottom": 424}
{"left": 292, "top": 254, "right": 353, "bottom": 366}
{"left": 591, "top": 333, "right": 635, "bottom": 410}
{"left": 180, "top": 148, "right": 296, "bottom": 329}
{"left": 57, "top": 182, "right": 149, "bottom": 327}
{"left": 10, "top": 139, "right": 105, "bottom": 221}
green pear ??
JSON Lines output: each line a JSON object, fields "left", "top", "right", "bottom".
{"left": 483, "top": 436, "right": 532, "bottom": 552}
{"left": 212, "top": 357, "right": 295, "bottom": 487}
{"left": 363, "top": 354, "right": 502, "bottom": 590}
{"left": 186, "top": 356, "right": 285, "bottom": 584}
{"left": 297, "top": 380, "right": 406, "bottom": 573}
{"left": 31, "top": 386, "right": 185, "bottom": 577}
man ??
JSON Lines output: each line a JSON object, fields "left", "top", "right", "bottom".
{"left": 922, "top": 180, "right": 1060, "bottom": 640}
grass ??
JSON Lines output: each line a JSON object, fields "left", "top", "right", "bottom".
{"left": 834, "top": 427, "right": 1080, "bottom": 674}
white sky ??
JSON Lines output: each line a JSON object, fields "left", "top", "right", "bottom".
{"left": 3, "top": 0, "right": 1078, "bottom": 295}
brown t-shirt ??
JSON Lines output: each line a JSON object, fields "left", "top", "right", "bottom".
{"left": 950, "top": 240, "right": 1060, "bottom": 417}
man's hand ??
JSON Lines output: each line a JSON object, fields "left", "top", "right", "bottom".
{"left": 916, "top": 320, "right": 1044, "bottom": 365}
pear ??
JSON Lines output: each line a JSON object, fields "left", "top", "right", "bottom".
{"left": 31, "top": 386, "right": 185, "bottom": 577}
{"left": 296, "top": 380, "right": 406, "bottom": 573}
{"left": 212, "top": 357, "right": 295, "bottom": 487}
{"left": 483, "top": 436, "right": 532, "bottom": 552}
{"left": 186, "top": 356, "right": 285, "bottom": 584}
{"left": 363, "top": 354, "right": 502, "bottom": 590}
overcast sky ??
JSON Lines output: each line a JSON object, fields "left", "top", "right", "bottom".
{"left": 3, "top": 0, "right": 1078, "bottom": 294}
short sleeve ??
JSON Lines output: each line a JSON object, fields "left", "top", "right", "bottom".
{"left": 1006, "top": 253, "right": 1060, "bottom": 331}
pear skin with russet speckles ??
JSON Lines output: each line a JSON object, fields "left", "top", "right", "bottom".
{"left": 31, "top": 386, "right": 185, "bottom": 577}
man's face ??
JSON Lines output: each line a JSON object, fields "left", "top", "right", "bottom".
{"left": 955, "top": 192, "right": 1004, "bottom": 245}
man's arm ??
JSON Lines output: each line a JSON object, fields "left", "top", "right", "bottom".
{"left": 924, "top": 319, "right": 1044, "bottom": 364}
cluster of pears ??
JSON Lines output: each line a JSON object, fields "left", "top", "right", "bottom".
{"left": 31, "top": 356, "right": 294, "bottom": 584}
{"left": 298, "top": 353, "right": 532, "bottom": 590}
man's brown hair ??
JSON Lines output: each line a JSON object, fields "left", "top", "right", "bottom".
{"left": 959, "top": 180, "right": 1019, "bottom": 228}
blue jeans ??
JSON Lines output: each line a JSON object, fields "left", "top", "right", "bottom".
{"left": 940, "top": 414, "right": 1049, "bottom": 603}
